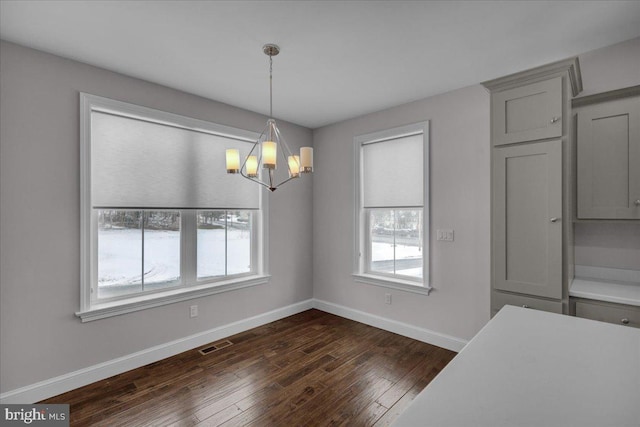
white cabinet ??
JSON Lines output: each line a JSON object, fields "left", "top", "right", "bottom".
{"left": 483, "top": 58, "right": 582, "bottom": 316}
{"left": 492, "top": 77, "right": 562, "bottom": 146}
{"left": 576, "top": 95, "right": 640, "bottom": 219}
{"left": 493, "top": 141, "right": 563, "bottom": 299}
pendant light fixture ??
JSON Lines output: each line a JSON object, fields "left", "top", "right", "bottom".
{"left": 226, "top": 44, "right": 313, "bottom": 192}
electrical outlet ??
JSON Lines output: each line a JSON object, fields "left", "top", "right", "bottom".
{"left": 436, "top": 229, "right": 454, "bottom": 242}
{"left": 385, "top": 293, "right": 392, "bottom": 305}
{"left": 190, "top": 305, "right": 198, "bottom": 318}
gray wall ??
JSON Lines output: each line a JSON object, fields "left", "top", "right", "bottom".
{"left": 573, "top": 37, "right": 640, "bottom": 270}
{"left": 0, "top": 41, "right": 313, "bottom": 393}
{"left": 574, "top": 223, "right": 640, "bottom": 270}
{"left": 312, "top": 85, "right": 492, "bottom": 341}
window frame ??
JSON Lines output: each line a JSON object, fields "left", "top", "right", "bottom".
{"left": 78, "top": 93, "right": 269, "bottom": 322}
{"left": 353, "top": 122, "right": 431, "bottom": 295}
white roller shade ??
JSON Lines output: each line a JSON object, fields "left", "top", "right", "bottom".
{"left": 362, "top": 133, "right": 424, "bottom": 208}
{"left": 91, "top": 111, "right": 260, "bottom": 209}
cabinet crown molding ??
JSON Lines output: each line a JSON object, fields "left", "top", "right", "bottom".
{"left": 572, "top": 85, "right": 640, "bottom": 108}
{"left": 482, "top": 57, "right": 582, "bottom": 97}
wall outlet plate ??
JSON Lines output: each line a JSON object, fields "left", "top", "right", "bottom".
{"left": 190, "top": 305, "right": 198, "bottom": 318}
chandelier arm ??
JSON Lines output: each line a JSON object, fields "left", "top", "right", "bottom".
{"left": 271, "top": 174, "right": 299, "bottom": 189}
{"left": 239, "top": 171, "right": 273, "bottom": 191}
{"left": 240, "top": 138, "right": 261, "bottom": 172}
{"left": 271, "top": 122, "right": 295, "bottom": 158}
{"left": 268, "top": 168, "right": 275, "bottom": 190}
{"left": 239, "top": 171, "right": 298, "bottom": 192}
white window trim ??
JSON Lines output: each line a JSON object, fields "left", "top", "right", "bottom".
{"left": 352, "top": 121, "right": 432, "bottom": 295}
{"left": 77, "top": 93, "right": 269, "bottom": 322}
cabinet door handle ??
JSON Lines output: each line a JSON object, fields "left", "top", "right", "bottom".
{"left": 550, "top": 117, "right": 560, "bottom": 124}
{"left": 621, "top": 318, "right": 630, "bottom": 325}
{"left": 550, "top": 217, "right": 561, "bottom": 223}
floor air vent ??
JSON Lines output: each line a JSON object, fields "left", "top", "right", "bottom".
{"left": 199, "top": 340, "right": 233, "bottom": 355}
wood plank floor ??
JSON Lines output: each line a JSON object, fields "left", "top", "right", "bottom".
{"left": 40, "top": 309, "right": 457, "bottom": 426}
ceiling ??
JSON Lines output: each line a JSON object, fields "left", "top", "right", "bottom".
{"left": 1, "top": 1, "right": 639, "bottom": 128}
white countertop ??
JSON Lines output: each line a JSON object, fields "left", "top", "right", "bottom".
{"left": 392, "top": 305, "right": 640, "bottom": 427}
{"left": 570, "top": 265, "right": 640, "bottom": 306}
{"left": 571, "top": 278, "right": 640, "bottom": 306}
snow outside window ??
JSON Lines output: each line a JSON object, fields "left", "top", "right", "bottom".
{"left": 97, "top": 210, "right": 181, "bottom": 299}
{"left": 197, "top": 210, "right": 252, "bottom": 279}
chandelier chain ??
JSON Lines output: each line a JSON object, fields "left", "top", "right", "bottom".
{"left": 269, "top": 54, "right": 273, "bottom": 118}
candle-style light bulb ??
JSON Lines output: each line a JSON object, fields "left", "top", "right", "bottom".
{"left": 262, "top": 141, "right": 277, "bottom": 169}
{"left": 288, "top": 155, "right": 300, "bottom": 178}
{"left": 300, "top": 147, "right": 313, "bottom": 173}
{"left": 246, "top": 155, "right": 258, "bottom": 177}
{"left": 226, "top": 149, "right": 240, "bottom": 173}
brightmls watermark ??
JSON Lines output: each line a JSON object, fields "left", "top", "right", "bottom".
{"left": 0, "top": 405, "right": 69, "bottom": 426}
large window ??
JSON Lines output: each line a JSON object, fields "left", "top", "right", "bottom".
{"left": 354, "top": 122, "right": 430, "bottom": 293}
{"left": 79, "top": 94, "right": 267, "bottom": 321}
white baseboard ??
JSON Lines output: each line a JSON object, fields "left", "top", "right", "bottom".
{"left": 312, "top": 299, "right": 468, "bottom": 352}
{"left": 1, "top": 298, "right": 468, "bottom": 404}
{"left": 0, "top": 299, "right": 314, "bottom": 404}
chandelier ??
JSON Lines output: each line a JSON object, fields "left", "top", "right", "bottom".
{"left": 226, "top": 44, "right": 313, "bottom": 192}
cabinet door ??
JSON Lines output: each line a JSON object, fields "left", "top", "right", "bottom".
{"left": 493, "top": 141, "right": 562, "bottom": 299}
{"left": 492, "top": 77, "right": 562, "bottom": 146}
{"left": 577, "top": 96, "right": 640, "bottom": 219}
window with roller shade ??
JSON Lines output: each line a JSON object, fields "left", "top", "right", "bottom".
{"left": 354, "top": 122, "right": 430, "bottom": 292}
{"left": 78, "top": 94, "right": 267, "bottom": 320}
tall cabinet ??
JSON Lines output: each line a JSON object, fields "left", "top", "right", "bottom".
{"left": 483, "top": 59, "right": 582, "bottom": 316}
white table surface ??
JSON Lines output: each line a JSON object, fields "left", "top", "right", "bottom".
{"left": 392, "top": 305, "right": 640, "bottom": 427}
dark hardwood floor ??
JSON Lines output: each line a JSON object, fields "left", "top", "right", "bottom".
{"left": 41, "top": 309, "right": 457, "bottom": 426}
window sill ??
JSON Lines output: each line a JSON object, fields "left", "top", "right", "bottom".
{"left": 353, "top": 274, "right": 432, "bottom": 295}
{"left": 76, "top": 274, "right": 271, "bottom": 322}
